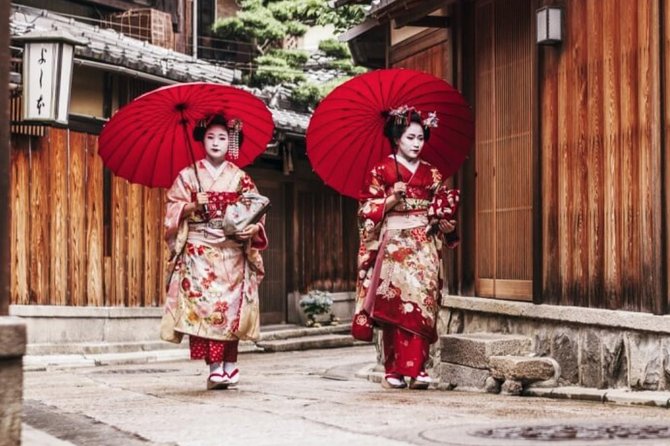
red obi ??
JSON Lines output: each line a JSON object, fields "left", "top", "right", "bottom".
{"left": 191, "top": 191, "right": 239, "bottom": 220}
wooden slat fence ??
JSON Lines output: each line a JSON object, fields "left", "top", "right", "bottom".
{"left": 10, "top": 129, "right": 166, "bottom": 306}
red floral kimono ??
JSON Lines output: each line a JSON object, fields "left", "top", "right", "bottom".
{"left": 164, "top": 160, "right": 267, "bottom": 364}
{"left": 356, "top": 157, "right": 458, "bottom": 378}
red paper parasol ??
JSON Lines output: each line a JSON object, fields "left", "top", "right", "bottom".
{"left": 306, "top": 69, "right": 474, "bottom": 199}
{"left": 99, "top": 82, "right": 274, "bottom": 188}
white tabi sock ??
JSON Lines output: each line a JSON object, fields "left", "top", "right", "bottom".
{"left": 209, "top": 362, "right": 224, "bottom": 382}
{"left": 223, "top": 362, "right": 237, "bottom": 374}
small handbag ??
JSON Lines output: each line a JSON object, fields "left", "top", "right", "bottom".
{"left": 351, "top": 310, "right": 374, "bottom": 342}
{"left": 221, "top": 192, "right": 271, "bottom": 236}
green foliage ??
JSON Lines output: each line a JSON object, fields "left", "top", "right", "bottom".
{"left": 327, "top": 59, "right": 367, "bottom": 75}
{"left": 292, "top": 75, "right": 354, "bottom": 110}
{"left": 291, "top": 82, "right": 323, "bottom": 109}
{"left": 251, "top": 55, "right": 306, "bottom": 87}
{"left": 318, "top": 38, "right": 351, "bottom": 59}
{"left": 268, "top": 49, "right": 310, "bottom": 68}
{"left": 286, "top": 21, "right": 309, "bottom": 37}
{"left": 320, "top": 6, "right": 366, "bottom": 32}
{"left": 212, "top": 1, "right": 367, "bottom": 90}
{"left": 213, "top": 9, "right": 287, "bottom": 47}
{"left": 268, "top": 0, "right": 323, "bottom": 24}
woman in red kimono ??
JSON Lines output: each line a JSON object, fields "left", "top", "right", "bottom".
{"left": 356, "top": 106, "right": 459, "bottom": 390}
{"left": 163, "top": 114, "right": 268, "bottom": 390}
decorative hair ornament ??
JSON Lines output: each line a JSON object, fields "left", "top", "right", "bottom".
{"left": 388, "top": 105, "right": 416, "bottom": 127}
{"left": 422, "top": 111, "right": 439, "bottom": 129}
{"left": 387, "top": 105, "right": 439, "bottom": 130}
{"left": 226, "top": 118, "right": 243, "bottom": 160}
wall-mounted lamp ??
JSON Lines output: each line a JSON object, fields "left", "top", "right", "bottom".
{"left": 15, "top": 30, "right": 87, "bottom": 125}
{"left": 536, "top": 6, "right": 563, "bottom": 45}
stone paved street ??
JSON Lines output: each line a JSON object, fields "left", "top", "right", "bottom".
{"left": 22, "top": 346, "right": 670, "bottom": 446}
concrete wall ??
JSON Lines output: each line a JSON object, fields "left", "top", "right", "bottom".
{"left": 10, "top": 305, "right": 162, "bottom": 346}
{"left": 439, "top": 295, "right": 670, "bottom": 390}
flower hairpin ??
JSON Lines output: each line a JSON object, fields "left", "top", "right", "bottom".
{"left": 388, "top": 105, "right": 416, "bottom": 127}
{"left": 387, "top": 105, "right": 439, "bottom": 130}
{"left": 422, "top": 112, "right": 439, "bottom": 129}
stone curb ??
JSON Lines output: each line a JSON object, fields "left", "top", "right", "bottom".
{"left": 525, "top": 386, "right": 670, "bottom": 408}
{"left": 22, "top": 424, "right": 76, "bottom": 446}
{"left": 356, "top": 367, "right": 670, "bottom": 408}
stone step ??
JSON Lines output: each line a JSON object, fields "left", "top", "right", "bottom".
{"left": 257, "top": 334, "right": 357, "bottom": 352}
{"left": 23, "top": 323, "right": 352, "bottom": 356}
{"left": 434, "top": 362, "right": 490, "bottom": 390}
{"left": 489, "top": 355, "right": 560, "bottom": 383}
{"left": 25, "top": 340, "right": 189, "bottom": 356}
{"left": 259, "top": 323, "right": 351, "bottom": 341}
{"left": 23, "top": 341, "right": 262, "bottom": 371}
{"left": 441, "top": 332, "right": 532, "bottom": 369}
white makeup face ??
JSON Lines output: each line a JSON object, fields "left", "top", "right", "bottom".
{"left": 203, "top": 124, "right": 229, "bottom": 164}
{"left": 396, "top": 122, "right": 425, "bottom": 161}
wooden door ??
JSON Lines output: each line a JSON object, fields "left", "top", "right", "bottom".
{"left": 474, "top": 0, "right": 534, "bottom": 300}
{"left": 256, "top": 179, "right": 287, "bottom": 324}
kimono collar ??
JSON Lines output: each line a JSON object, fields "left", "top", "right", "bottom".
{"left": 389, "top": 154, "right": 420, "bottom": 174}
{"left": 202, "top": 159, "right": 228, "bottom": 181}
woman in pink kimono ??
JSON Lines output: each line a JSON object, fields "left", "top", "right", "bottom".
{"left": 356, "top": 107, "right": 459, "bottom": 390}
{"left": 163, "top": 114, "right": 267, "bottom": 390}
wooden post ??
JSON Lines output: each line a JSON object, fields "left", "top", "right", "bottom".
{"left": 0, "top": 0, "right": 10, "bottom": 315}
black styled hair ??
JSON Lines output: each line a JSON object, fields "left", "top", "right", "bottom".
{"left": 383, "top": 110, "right": 430, "bottom": 150}
{"left": 192, "top": 114, "right": 244, "bottom": 148}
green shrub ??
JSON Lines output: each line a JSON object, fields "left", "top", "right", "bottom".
{"left": 318, "top": 38, "right": 351, "bottom": 59}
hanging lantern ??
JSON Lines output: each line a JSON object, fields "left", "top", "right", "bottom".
{"left": 16, "top": 30, "right": 86, "bottom": 125}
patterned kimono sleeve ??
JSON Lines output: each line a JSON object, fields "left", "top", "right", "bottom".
{"left": 358, "top": 165, "right": 388, "bottom": 239}
{"left": 427, "top": 169, "right": 460, "bottom": 249}
{"left": 164, "top": 170, "right": 193, "bottom": 255}
{"left": 239, "top": 171, "right": 269, "bottom": 250}
{"left": 356, "top": 165, "right": 389, "bottom": 275}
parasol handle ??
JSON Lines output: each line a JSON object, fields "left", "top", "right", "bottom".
{"left": 180, "top": 112, "right": 208, "bottom": 217}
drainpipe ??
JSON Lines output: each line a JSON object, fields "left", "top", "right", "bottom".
{"left": 193, "top": 0, "right": 198, "bottom": 58}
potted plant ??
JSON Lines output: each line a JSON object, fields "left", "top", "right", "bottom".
{"left": 298, "top": 290, "right": 338, "bottom": 327}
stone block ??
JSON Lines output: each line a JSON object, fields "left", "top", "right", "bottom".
{"left": 601, "top": 331, "right": 627, "bottom": 388}
{"left": 488, "top": 355, "right": 557, "bottom": 383}
{"left": 0, "top": 358, "right": 23, "bottom": 446}
{"left": 484, "top": 376, "right": 501, "bottom": 394}
{"left": 579, "top": 330, "right": 602, "bottom": 388}
{"left": 625, "top": 333, "right": 662, "bottom": 391}
{"left": 500, "top": 379, "right": 523, "bottom": 395}
{"left": 605, "top": 389, "right": 670, "bottom": 408}
{"left": 0, "top": 318, "right": 26, "bottom": 358}
{"left": 441, "top": 333, "right": 532, "bottom": 368}
{"left": 551, "top": 329, "right": 579, "bottom": 384}
{"left": 434, "top": 362, "right": 489, "bottom": 389}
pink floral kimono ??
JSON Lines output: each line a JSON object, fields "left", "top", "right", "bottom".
{"left": 355, "top": 156, "right": 458, "bottom": 378}
{"left": 164, "top": 159, "right": 267, "bottom": 363}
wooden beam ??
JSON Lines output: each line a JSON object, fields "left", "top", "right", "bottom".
{"left": 77, "top": 0, "right": 135, "bottom": 11}
{"left": 389, "top": 1, "right": 443, "bottom": 27}
{"left": 397, "top": 16, "right": 451, "bottom": 29}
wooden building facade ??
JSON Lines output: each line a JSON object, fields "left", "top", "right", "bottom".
{"left": 344, "top": 0, "right": 670, "bottom": 315}
{"left": 9, "top": 3, "right": 358, "bottom": 325}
